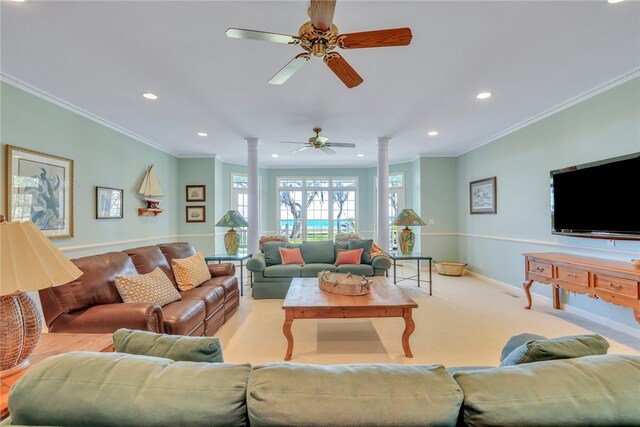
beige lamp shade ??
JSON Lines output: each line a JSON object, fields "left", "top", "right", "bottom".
{"left": 0, "top": 221, "right": 83, "bottom": 294}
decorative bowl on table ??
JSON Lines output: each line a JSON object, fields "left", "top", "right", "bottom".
{"left": 318, "top": 271, "right": 371, "bottom": 296}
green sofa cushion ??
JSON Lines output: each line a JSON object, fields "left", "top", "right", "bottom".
{"left": 301, "top": 263, "right": 337, "bottom": 276}
{"left": 113, "top": 328, "right": 224, "bottom": 363}
{"left": 454, "top": 354, "right": 640, "bottom": 426}
{"left": 348, "top": 239, "right": 373, "bottom": 264}
{"left": 247, "top": 363, "right": 463, "bottom": 426}
{"left": 500, "top": 334, "right": 609, "bottom": 366}
{"left": 336, "top": 264, "right": 374, "bottom": 276}
{"left": 264, "top": 264, "right": 301, "bottom": 278}
{"left": 8, "top": 352, "right": 251, "bottom": 426}
{"left": 499, "top": 332, "right": 546, "bottom": 362}
{"left": 263, "top": 241, "right": 288, "bottom": 266}
{"left": 300, "top": 241, "right": 336, "bottom": 264}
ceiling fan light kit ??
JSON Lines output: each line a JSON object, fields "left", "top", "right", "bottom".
{"left": 226, "top": 0, "right": 412, "bottom": 88}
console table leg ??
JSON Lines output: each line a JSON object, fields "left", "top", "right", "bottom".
{"left": 523, "top": 280, "right": 534, "bottom": 309}
{"left": 283, "top": 311, "right": 294, "bottom": 361}
{"left": 401, "top": 308, "right": 415, "bottom": 358}
{"left": 553, "top": 285, "right": 561, "bottom": 309}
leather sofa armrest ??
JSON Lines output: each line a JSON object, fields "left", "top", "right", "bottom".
{"left": 371, "top": 255, "right": 391, "bottom": 270}
{"left": 246, "top": 253, "right": 266, "bottom": 272}
{"left": 49, "top": 303, "right": 164, "bottom": 334}
{"left": 208, "top": 263, "right": 236, "bottom": 277}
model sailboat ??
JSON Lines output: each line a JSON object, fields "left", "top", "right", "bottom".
{"left": 138, "top": 165, "right": 164, "bottom": 216}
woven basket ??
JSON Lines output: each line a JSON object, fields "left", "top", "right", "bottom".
{"left": 434, "top": 261, "right": 467, "bottom": 277}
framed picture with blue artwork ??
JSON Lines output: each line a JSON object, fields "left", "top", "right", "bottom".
{"left": 5, "top": 145, "right": 74, "bottom": 238}
{"left": 470, "top": 176, "right": 497, "bottom": 214}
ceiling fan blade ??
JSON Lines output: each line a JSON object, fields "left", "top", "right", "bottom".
{"left": 291, "top": 146, "right": 312, "bottom": 153}
{"left": 323, "top": 52, "right": 363, "bottom": 88}
{"left": 337, "top": 27, "right": 413, "bottom": 49}
{"left": 321, "top": 146, "right": 336, "bottom": 155}
{"left": 269, "top": 54, "right": 311, "bottom": 85}
{"left": 327, "top": 142, "right": 356, "bottom": 148}
{"left": 308, "top": 0, "right": 336, "bottom": 31}
{"left": 225, "top": 28, "right": 300, "bottom": 45}
{"left": 281, "top": 141, "right": 307, "bottom": 144}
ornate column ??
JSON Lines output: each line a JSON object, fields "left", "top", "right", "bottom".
{"left": 377, "top": 137, "right": 390, "bottom": 252}
{"left": 246, "top": 138, "right": 259, "bottom": 255}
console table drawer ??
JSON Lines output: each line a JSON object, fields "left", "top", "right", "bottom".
{"left": 593, "top": 274, "right": 638, "bottom": 298}
{"left": 528, "top": 261, "right": 552, "bottom": 279}
{"left": 556, "top": 267, "right": 588, "bottom": 287}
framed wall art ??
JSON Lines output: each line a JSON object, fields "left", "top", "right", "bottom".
{"left": 470, "top": 177, "right": 497, "bottom": 214}
{"left": 96, "top": 186, "right": 123, "bottom": 219}
{"left": 186, "top": 185, "right": 206, "bottom": 202}
{"left": 186, "top": 206, "right": 206, "bottom": 223}
{"left": 5, "top": 145, "right": 74, "bottom": 238}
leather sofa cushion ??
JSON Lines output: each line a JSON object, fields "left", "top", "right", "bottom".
{"left": 248, "top": 363, "right": 463, "bottom": 426}
{"left": 125, "top": 245, "right": 176, "bottom": 286}
{"left": 454, "top": 354, "right": 640, "bottom": 426}
{"left": 336, "top": 264, "right": 373, "bottom": 276}
{"left": 9, "top": 352, "right": 251, "bottom": 426}
{"left": 181, "top": 285, "right": 225, "bottom": 316}
{"left": 113, "top": 328, "right": 224, "bottom": 363}
{"left": 300, "top": 241, "right": 335, "bottom": 264}
{"left": 300, "top": 263, "right": 337, "bottom": 276}
{"left": 264, "top": 265, "right": 301, "bottom": 278}
{"left": 200, "top": 276, "right": 238, "bottom": 301}
{"left": 162, "top": 299, "right": 206, "bottom": 336}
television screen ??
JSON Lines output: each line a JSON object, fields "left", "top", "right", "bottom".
{"left": 550, "top": 152, "right": 640, "bottom": 239}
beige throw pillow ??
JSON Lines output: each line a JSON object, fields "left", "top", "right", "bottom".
{"left": 171, "top": 252, "right": 212, "bottom": 291}
{"left": 115, "top": 267, "right": 181, "bottom": 307}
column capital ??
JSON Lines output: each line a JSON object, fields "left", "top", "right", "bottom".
{"left": 377, "top": 137, "right": 391, "bottom": 146}
{"left": 245, "top": 137, "right": 259, "bottom": 147}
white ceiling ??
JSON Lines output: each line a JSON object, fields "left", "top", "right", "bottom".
{"left": 2, "top": 1, "right": 639, "bottom": 168}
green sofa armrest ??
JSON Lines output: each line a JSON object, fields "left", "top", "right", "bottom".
{"left": 247, "top": 253, "right": 266, "bottom": 272}
{"left": 371, "top": 255, "right": 391, "bottom": 270}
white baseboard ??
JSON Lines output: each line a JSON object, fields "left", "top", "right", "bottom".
{"left": 467, "top": 271, "right": 640, "bottom": 337}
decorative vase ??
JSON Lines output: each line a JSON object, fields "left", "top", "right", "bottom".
{"left": 224, "top": 229, "right": 240, "bottom": 256}
{"left": 397, "top": 227, "right": 415, "bottom": 255}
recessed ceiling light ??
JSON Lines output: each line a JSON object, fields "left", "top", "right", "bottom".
{"left": 428, "top": 131, "right": 438, "bottom": 136}
{"left": 357, "top": 154, "right": 365, "bottom": 157}
{"left": 197, "top": 132, "right": 207, "bottom": 137}
{"left": 272, "top": 154, "right": 279, "bottom": 158}
{"left": 476, "top": 92, "right": 492, "bottom": 100}
{"left": 142, "top": 92, "right": 158, "bottom": 100}
{"left": 607, "top": 0, "right": 624, "bottom": 3}
{"left": 11, "top": 0, "right": 26, "bottom": 2}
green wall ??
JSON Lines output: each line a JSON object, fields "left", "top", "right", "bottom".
{"left": 456, "top": 77, "right": 640, "bottom": 330}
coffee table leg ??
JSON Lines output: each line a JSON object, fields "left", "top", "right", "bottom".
{"left": 283, "top": 310, "right": 294, "bottom": 361}
{"left": 401, "top": 308, "right": 415, "bottom": 358}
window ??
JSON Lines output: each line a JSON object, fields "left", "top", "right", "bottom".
{"left": 278, "top": 177, "right": 357, "bottom": 243}
{"left": 388, "top": 174, "right": 404, "bottom": 249}
{"left": 231, "top": 174, "right": 248, "bottom": 250}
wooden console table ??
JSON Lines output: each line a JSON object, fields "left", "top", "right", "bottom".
{"left": 1, "top": 333, "right": 114, "bottom": 420}
{"left": 523, "top": 252, "right": 640, "bottom": 323}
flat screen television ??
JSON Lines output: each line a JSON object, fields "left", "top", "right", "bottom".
{"left": 550, "top": 152, "right": 640, "bottom": 240}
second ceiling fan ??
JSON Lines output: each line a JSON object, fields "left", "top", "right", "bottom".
{"left": 226, "top": 0, "right": 412, "bottom": 88}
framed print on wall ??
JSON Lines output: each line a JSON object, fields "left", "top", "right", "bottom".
{"left": 186, "top": 206, "right": 206, "bottom": 223}
{"left": 5, "top": 145, "right": 74, "bottom": 238}
{"left": 186, "top": 185, "right": 206, "bottom": 202}
{"left": 96, "top": 186, "right": 123, "bottom": 219}
{"left": 470, "top": 177, "right": 497, "bottom": 214}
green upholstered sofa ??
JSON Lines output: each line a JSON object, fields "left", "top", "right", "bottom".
{"left": 5, "top": 351, "right": 640, "bottom": 426}
{"left": 247, "top": 240, "right": 392, "bottom": 299}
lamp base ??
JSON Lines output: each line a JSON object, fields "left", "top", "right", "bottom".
{"left": 224, "top": 229, "right": 240, "bottom": 256}
{"left": 0, "top": 359, "right": 30, "bottom": 378}
{"left": 0, "top": 293, "right": 42, "bottom": 376}
{"left": 397, "top": 227, "right": 415, "bottom": 255}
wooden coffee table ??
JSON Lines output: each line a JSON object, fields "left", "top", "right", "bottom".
{"left": 282, "top": 276, "right": 418, "bottom": 360}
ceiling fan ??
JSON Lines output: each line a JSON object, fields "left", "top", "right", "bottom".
{"left": 225, "top": 0, "right": 412, "bottom": 88}
{"left": 282, "top": 128, "right": 356, "bottom": 154}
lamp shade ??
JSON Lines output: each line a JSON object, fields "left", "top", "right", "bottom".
{"left": 215, "top": 210, "right": 249, "bottom": 229}
{"left": 391, "top": 209, "right": 426, "bottom": 227}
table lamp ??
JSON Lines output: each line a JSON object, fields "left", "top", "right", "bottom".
{"left": 0, "top": 219, "right": 83, "bottom": 377}
{"left": 391, "top": 208, "right": 426, "bottom": 255}
{"left": 215, "top": 210, "right": 249, "bottom": 256}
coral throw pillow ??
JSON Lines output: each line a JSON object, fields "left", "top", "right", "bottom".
{"left": 335, "top": 248, "right": 363, "bottom": 266}
{"left": 115, "top": 267, "right": 181, "bottom": 307}
{"left": 279, "top": 247, "right": 305, "bottom": 265}
{"left": 171, "top": 252, "right": 212, "bottom": 291}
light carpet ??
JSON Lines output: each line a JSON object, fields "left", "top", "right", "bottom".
{"left": 217, "top": 271, "right": 640, "bottom": 367}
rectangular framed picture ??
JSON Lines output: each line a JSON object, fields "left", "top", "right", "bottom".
{"left": 186, "top": 185, "right": 206, "bottom": 202}
{"left": 5, "top": 145, "right": 74, "bottom": 238}
{"left": 470, "top": 177, "right": 497, "bottom": 214}
{"left": 186, "top": 205, "right": 206, "bottom": 222}
{"left": 96, "top": 186, "right": 123, "bottom": 219}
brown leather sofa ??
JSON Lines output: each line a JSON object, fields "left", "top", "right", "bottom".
{"left": 39, "top": 242, "right": 239, "bottom": 337}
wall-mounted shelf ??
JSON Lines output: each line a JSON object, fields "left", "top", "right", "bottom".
{"left": 138, "top": 208, "right": 163, "bottom": 217}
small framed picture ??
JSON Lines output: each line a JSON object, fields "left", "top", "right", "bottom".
{"left": 96, "top": 187, "right": 123, "bottom": 219}
{"left": 186, "top": 206, "right": 206, "bottom": 222}
{"left": 186, "top": 185, "right": 206, "bottom": 202}
{"left": 470, "top": 177, "right": 497, "bottom": 214}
